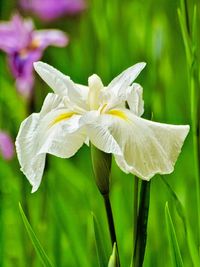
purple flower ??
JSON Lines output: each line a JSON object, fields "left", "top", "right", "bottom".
{"left": 0, "top": 14, "right": 68, "bottom": 97}
{"left": 0, "top": 131, "right": 14, "bottom": 160}
{"left": 20, "top": 0, "right": 86, "bottom": 21}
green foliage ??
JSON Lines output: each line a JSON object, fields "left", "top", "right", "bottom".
{"left": 162, "top": 177, "right": 200, "bottom": 267}
{"left": 178, "top": 0, "right": 200, "bottom": 253}
{"left": 165, "top": 202, "right": 184, "bottom": 267}
{"left": 19, "top": 203, "right": 53, "bottom": 267}
{"left": 49, "top": 178, "right": 90, "bottom": 267}
{"left": 92, "top": 213, "right": 108, "bottom": 267}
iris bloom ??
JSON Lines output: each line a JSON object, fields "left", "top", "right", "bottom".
{"left": 0, "top": 131, "right": 14, "bottom": 160}
{"left": 20, "top": 0, "right": 85, "bottom": 21}
{"left": 0, "top": 14, "right": 68, "bottom": 97}
{"left": 16, "top": 61, "right": 189, "bottom": 192}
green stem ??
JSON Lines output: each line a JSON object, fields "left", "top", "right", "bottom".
{"left": 103, "top": 193, "right": 117, "bottom": 246}
{"left": 90, "top": 145, "right": 120, "bottom": 263}
{"left": 103, "top": 194, "right": 120, "bottom": 266}
{"left": 133, "top": 177, "right": 139, "bottom": 248}
{"left": 131, "top": 176, "right": 139, "bottom": 267}
{"left": 134, "top": 181, "right": 151, "bottom": 267}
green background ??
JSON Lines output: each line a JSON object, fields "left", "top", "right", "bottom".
{"left": 0, "top": 0, "right": 199, "bottom": 266}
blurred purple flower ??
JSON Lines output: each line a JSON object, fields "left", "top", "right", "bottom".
{"left": 20, "top": 0, "right": 86, "bottom": 21}
{"left": 0, "top": 14, "right": 68, "bottom": 97}
{"left": 0, "top": 131, "right": 14, "bottom": 160}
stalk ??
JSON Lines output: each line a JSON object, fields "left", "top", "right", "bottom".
{"left": 131, "top": 176, "right": 139, "bottom": 267}
{"left": 103, "top": 194, "right": 117, "bottom": 246}
{"left": 91, "top": 145, "right": 120, "bottom": 266}
{"left": 133, "top": 181, "right": 151, "bottom": 267}
{"left": 103, "top": 192, "right": 120, "bottom": 267}
{"left": 133, "top": 177, "right": 139, "bottom": 248}
{"left": 178, "top": 0, "right": 200, "bottom": 248}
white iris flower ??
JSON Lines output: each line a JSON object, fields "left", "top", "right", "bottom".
{"left": 16, "top": 61, "right": 190, "bottom": 192}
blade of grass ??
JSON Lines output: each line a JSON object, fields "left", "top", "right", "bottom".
{"left": 51, "top": 193, "right": 89, "bottom": 267}
{"left": 165, "top": 202, "right": 184, "bottom": 267}
{"left": 92, "top": 212, "right": 108, "bottom": 267}
{"left": 178, "top": 0, "right": 200, "bottom": 249}
{"left": 19, "top": 203, "right": 53, "bottom": 267}
{"left": 162, "top": 177, "right": 199, "bottom": 266}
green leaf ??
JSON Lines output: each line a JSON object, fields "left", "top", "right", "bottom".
{"left": 162, "top": 178, "right": 199, "bottom": 266}
{"left": 92, "top": 212, "right": 108, "bottom": 267}
{"left": 177, "top": 0, "right": 192, "bottom": 65}
{"left": 51, "top": 193, "right": 89, "bottom": 267}
{"left": 165, "top": 202, "right": 184, "bottom": 267}
{"left": 108, "top": 243, "right": 119, "bottom": 267}
{"left": 19, "top": 203, "right": 54, "bottom": 267}
{"left": 133, "top": 180, "right": 151, "bottom": 267}
{"left": 191, "top": 5, "right": 197, "bottom": 53}
{"left": 161, "top": 178, "right": 186, "bottom": 230}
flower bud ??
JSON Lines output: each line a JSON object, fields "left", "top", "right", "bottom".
{"left": 91, "top": 144, "right": 111, "bottom": 195}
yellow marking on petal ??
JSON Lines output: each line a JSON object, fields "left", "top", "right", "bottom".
{"left": 107, "top": 109, "right": 128, "bottom": 120}
{"left": 49, "top": 112, "right": 76, "bottom": 127}
{"left": 100, "top": 103, "right": 108, "bottom": 113}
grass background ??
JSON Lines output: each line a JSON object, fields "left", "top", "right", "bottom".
{"left": 0, "top": 0, "right": 199, "bottom": 266}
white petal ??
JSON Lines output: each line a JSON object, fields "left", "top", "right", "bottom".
{"left": 16, "top": 93, "right": 86, "bottom": 192}
{"left": 38, "top": 112, "right": 86, "bottom": 158}
{"left": 80, "top": 111, "right": 122, "bottom": 155}
{"left": 108, "top": 62, "right": 146, "bottom": 91}
{"left": 76, "top": 83, "right": 89, "bottom": 101}
{"left": 16, "top": 93, "right": 63, "bottom": 192}
{"left": 34, "top": 61, "right": 88, "bottom": 111}
{"left": 101, "top": 62, "right": 146, "bottom": 108}
{"left": 127, "top": 83, "right": 144, "bottom": 116}
{"left": 16, "top": 113, "right": 46, "bottom": 193}
{"left": 40, "top": 93, "right": 64, "bottom": 115}
{"left": 99, "top": 109, "right": 189, "bottom": 179}
{"left": 88, "top": 74, "right": 104, "bottom": 109}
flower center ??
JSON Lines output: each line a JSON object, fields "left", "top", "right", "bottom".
{"left": 19, "top": 38, "right": 40, "bottom": 59}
